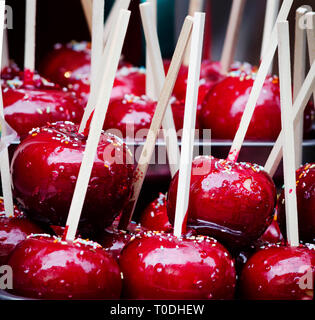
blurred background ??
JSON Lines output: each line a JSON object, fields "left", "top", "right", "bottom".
{"left": 5, "top": 0, "right": 315, "bottom": 69}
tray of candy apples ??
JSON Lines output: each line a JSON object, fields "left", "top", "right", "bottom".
{"left": 0, "top": 0, "right": 314, "bottom": 301}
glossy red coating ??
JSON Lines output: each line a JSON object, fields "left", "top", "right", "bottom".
{"left": 167, "top": 156, "right": 277, "bottom": 248}
{"left": 119, "top": 232, "right": 236, "bottom": 299}
{"left": 103, "top": 94, "right": 156, "bottom": 137}
{"left": 68, "top": 66, "right": 147, "bottom": 107}
{"left": 201, "top": 72, "right": 282, "bottom": 140}
{"left": 39, "top": 42, "right": 132, "bottom": 105}
{"left": 278, "top": 163, "right": 315, "bottom": 243}
{"left": 1, "top": 64, "right": 20, "bottom": 81}
{"left": 257, "top": 219, "right": 283, "bottom": 245}
{"left": 7, "top": 234, "right": 122, "bottom": 299}
{"left": 103, "top": 94, "right": 198, "bottom": 138}
{"left": 170, "top": 98, "right": 201, "bottom": 130}
{"left": 140, "top": 193, "right": 172, "bottom": 232}
{"left": 164, "top": 60, "right": 224, "bottom": 105}
{"left": 2, "top": 83, "right": 84, "bottom": 138}
{"left": 240, "top": 245, "right": 315, "bottom": 300}
{"left": 0, "top": 199, "right": 42, "bottom": 264}
{"left": 111, "top": 67, "right": 146, "bottom": 100}
{"left": 40, "top": 41, "right": 132, "bottom": 87}
{"left": 39, "top": 42, "right": 92, "bottom": 87}
{"left": 100, "top": 221, "right": 144, "bottom": 260}
{"left": 11, "top": 121, "right": 134, "bottom": 236}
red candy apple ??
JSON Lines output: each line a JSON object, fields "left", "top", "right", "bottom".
{"left": 103, "top": 94, "right": 197, "bottom": 138}
{"left": 2, "top": 74, "right": 85, "bottom": 138}
{"left": 11, "top": 121, "right": 134, "bottom": 236}
{"left": 167, "top": 156, "right": 277, "bottom": 248}
{"left": 69, "top": 67, "right": 147, "bottom": 106}
{"left": 201, "top": 71, "right": 282, "bottom": 140}
{"left": 140, "top": 193, "right": 172, "bottom": 232}
{"left": 7, "top": 234, "right": 122, "bottom": 299}
{"left": 39, "top": 42, "right": 92, "bottom": 87}
{"left": 104, "top": 94, "right": 156, "bottom": 137}
{"left": 111, "top": 67, "right": 146, "bottom": 100}
{"left": 0, "top": 198, "right": 42, "bottom": 264}
{"left": 39, "top": 41, "right": 131, "bottom": 104}
{"left": 278, "top": 163, "right": 315, "bottom": 243}
{"left": 40, "top": 41, "right": 131, "bottom": 88}
{"left": 119, "top": 231, "right": 236, "bottom": 299}
{"left": 240, "top": 245, "right": 315, "bottom": 300}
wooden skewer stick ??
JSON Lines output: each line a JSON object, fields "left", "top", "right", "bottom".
{"left": 183, "top": 0, "right": 204, "bottom": 66}
{"left": 174, "top": 12, "right": 205, "bottom": 238}
{"left": 306, "top": 12, "right": 315, "bottom": 102}
{"left": 0, "top": 1, "right": 13, "bottom": 217}
{"left": 227, "top": 0, "right": 294, "bottom": 163}
{"left": 261, "top": 0, "right": 280, "bottom": 74}
{"left": 261, "top": 0, "right": 280, "bottom": 59}
{"left": 220, "top": 0, "right": 246, "bottom": 74}
{"left": 145, "top": 0, "right": 157, "bottom": 100}
{"left": 79, "top": 0, "right": 132, "bottom": 133}
{"left": 79, "top": 0, "right": 105, "bottom": 134}
{"left": 140, "top": 2, "right": 180, "bottom": 177}
{"left": 277, "top": 20, "right": 299, "bottom": 247}
{"left": 24, "top": 0, "right": 37, "bottom": 73}
{"left": 264, "top": 61, "right": 315, "bottom": 177}
{"left": 2, "top": 28, "right": 9, "bottom": 69}
{"left": 81, "top": 0, "right": 93, "bottom": 34}
{"left": 293, "top": 6, "right": 311, "bottom": 169}
{"left": 103, "top": 0, "right": 131, "bottom": 44}
{"left": 65, "top": 9, "right": 131, "bottom": 241}
{"left": 118, "top": 16, "right": 194, "bottom": 230}
{"left": 90, "top": 0, "right": 105, "bottom": 108}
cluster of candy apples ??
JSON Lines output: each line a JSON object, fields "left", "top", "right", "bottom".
{"left": 38, "top": 41, "right": 314, "bottom": 141}
{"left": 3, "top": 142, "right": 314, "bottom": 299}
{"left": 3, "top": 41, "right": 313, "bottom": 143}
{"left": 0, "top": 31, "right": 313, "bottom": 300}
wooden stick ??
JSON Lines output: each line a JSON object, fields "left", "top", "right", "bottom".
{"left": 118, "top": 16, "right": 194, "bottom": 230}
{"left": 145, "top": 0, "right": 157, "bottom": 100}
{"left": 293, "top": 6, "right": 311, "bottom": 169}
{"left": 2, "top": 28, "right": 9, "bottom": 69}
{"left": 0, "top": 1, "right": 13, "bottom": 217}
{"left": 90, "top": 0, "right": 105, "bottom": 107}
{"left": 261, "top": 0, "right": 280, "bottom": 59}
{"left": 306, "top": 12, "right": 315, "bottom": 103}
{"left": 65, "top": 9, "right": 131, "bottom": 241}
{"left": 183, "top": 0, "right": 204, "bottom": 66}
{"left": 24, "top": 0, "right": 36, "bottom": 72}
{"left": 81, "top": 0, "right": 93, "bottom": 34}
{"left": 79, "top": 0, "right": 105, "bottom": 134}
{"left": 220, "top": 0, "right": 246, "bottom": 74}
{"left": 265, "top": 61, "right": 315, "bottom": 177}
{"left": 103, "top": 0, "right": 131, "bottom": 44}
{"left": 277, "top": 20, "right": 299, "bottom": 247}
{"left": 227, "top": 0, "right": 294, "bottom": 163}
{"left": 140, "top": 2, "right": 180, "bottom": 177}
{"left": 79, "top": 0, "right": 131, "bottom": 133}
{"left": 174, "top": 12, "right": 205, "bottom": 238}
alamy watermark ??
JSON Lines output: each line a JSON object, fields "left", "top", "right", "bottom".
{"left": 102, "top": 127, "right": 212, "bottom": 176}
{"left": 0, "top": 265, "right": 13, "bottom": 290}
{"left": 298, "top": 268, "right": 314, "bottom": 291}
